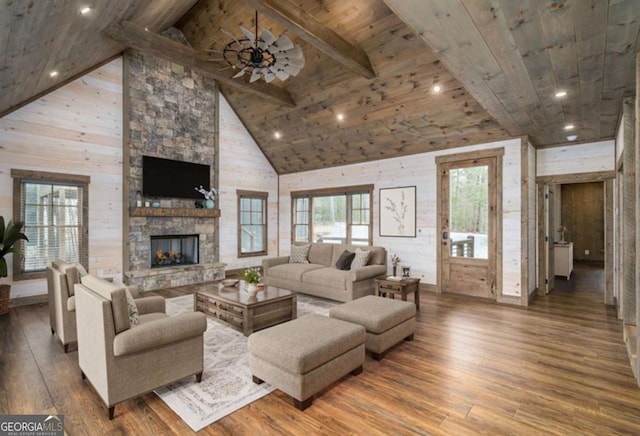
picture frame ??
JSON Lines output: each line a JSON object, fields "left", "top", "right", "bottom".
{"left": 379, "top": 186, "right": 416, "bottom": 237}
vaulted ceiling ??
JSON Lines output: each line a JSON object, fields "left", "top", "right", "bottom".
{"left": 1, "top": 0, "right": 639, "bottom": 174}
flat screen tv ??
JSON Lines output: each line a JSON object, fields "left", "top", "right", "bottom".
{"left": 142, "top": 156, "right": 210, "bottom": 200}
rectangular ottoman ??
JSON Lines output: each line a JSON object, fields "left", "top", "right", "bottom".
{"left": 330, "top": 295, "right": 416, "bottom": 360}
{"left": 248, "top": 314, "right": 366, "bottom": 410}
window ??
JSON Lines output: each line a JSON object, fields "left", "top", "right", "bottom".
{"left": 11, "top": 170, "right": 90, "bottom": 280}
{"left": 237, "top": 190, "right": 268, "bottom": 257}
{"left": 292, "top": 185, "right": 373, "bottom": 246}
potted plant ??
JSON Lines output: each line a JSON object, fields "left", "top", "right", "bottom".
{"left": 241, "top": 268, "right": 261, "bottom": 297}
{"left": 0, "top": 217, "right": 29, "bottom": 315}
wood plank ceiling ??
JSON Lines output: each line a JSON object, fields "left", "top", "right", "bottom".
{"left": 178, "top": 0, "right": 510, "bottom": 173}
{"left": 0, "top": 0, "right": 639, "bottom": 174}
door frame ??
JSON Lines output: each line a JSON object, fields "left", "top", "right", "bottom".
{"left": 535, "top": 171, "right": 615, "bottom": 304}
{"left": 436, "top": 147, "right": 503, "bottom": 299}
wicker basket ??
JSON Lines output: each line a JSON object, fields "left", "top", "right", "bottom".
{"left": 0, "top": 284, "right": 10, "bottom": 315}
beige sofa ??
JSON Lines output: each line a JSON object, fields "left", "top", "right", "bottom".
{"left": 262, "top": 243, "right": 387, "bottom": 302}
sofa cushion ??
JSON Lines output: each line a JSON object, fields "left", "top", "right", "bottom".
{"left": 269, "top": 263, "right": 325, "bottom": 281}
{"left": 290, "top": 244, "right": 311, "bottom": 263}
{"left": 350, "top": 248, "right": 371, "bottom": 270}
{"left": 302, "top": 267, "right": 349, "bottom": 290}
{"left": 308, "top": 243, "right": 334, "bottom": 266}
{"left": 335, "top": 250, "right": 355, "bottom": 270}
{"left": 329, "top": 295, "right": 416, "bottom": 334}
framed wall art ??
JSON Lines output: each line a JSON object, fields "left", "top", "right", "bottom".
{"left": 379, "top": 186, "right": 416, "bottom": 237}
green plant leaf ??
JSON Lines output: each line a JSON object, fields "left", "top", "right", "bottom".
{"left": 0, "top": 257, "right": 7, "bottom": 278}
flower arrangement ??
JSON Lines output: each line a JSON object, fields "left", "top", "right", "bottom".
{"left": 391, "top": 254, "right": 400, "bottom": 267}
{"left": 195, "top": 185, "right": 217, "bottom": 200}
{"left": 241, "top": 268, "right": 262, "bottom": 285}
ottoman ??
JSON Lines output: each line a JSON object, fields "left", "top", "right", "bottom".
{"left": 330, "top": 295, "right": 416, "bottom": 360}
{"left": 248, "top": 314, "right": 366, "bottom": 410}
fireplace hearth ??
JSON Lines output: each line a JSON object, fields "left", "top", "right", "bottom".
{"left": 150, "top": 234, "right": 199, "bottom": 268}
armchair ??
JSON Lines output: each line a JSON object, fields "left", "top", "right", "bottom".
{"left": 46, "top": 260, "right": 80, "bottom": 352}
{"left": 75, "top": 275, "right": 207, "bottom": 419}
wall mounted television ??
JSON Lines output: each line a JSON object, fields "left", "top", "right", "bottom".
{"left": 142, "top": 155, "right": 211, "bottom": 200}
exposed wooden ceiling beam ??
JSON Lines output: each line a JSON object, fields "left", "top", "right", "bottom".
{"left": 105, "top": 21, "right": 296, "bottom": 107}
{"left": 244, "top": 0, "right": 376, "bottom": 79}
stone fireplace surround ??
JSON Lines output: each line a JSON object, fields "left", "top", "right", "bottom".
{"left": 123, "top": 36, "right": 225, "bottom": 291}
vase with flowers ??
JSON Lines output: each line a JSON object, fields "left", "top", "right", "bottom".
{"left": 241, "top": 268, "right": 261, "bottom": 296}
{"left": 391, "top": 253, "right": 400, "bottom": 277}
{"left": 195, "top": 185, "right": 218, "bottom": 209}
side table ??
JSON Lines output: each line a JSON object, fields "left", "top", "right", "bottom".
{"left": 374, "top": 276, "right": 420, "bottom": 310}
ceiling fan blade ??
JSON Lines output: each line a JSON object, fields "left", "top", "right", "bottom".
{"left": 233, "top": 67, "right": 248, "bottom": 78}
{"left": 275, "top": 68, "right": 290, "bottom": 81}
{"left": 241, "top": 26, "right": 256, "bottom": 47}
{"left": 260, "top": 29, "right": 276, "bottom": 49}
{"left": 250, "top": 68, "right": 262, "bottom": 83}
{"left": 271, "top": 34, "right": 294, "bottom": 52}
{"left": 264, "top": 70, "right": 276, "bottom": 83}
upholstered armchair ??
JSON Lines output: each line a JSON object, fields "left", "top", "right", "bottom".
{"left": 46, "top": 260, "right": 81, "bottom": 352}
{"left": 75, "top": 275, "right": 207, "bottom": 419}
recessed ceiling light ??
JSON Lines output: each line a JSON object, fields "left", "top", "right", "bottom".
{"left": 567, "top": 134, "right": 578, "bottom": 141}
{"left": 79, "top": 6, "right": 91, "bottom": 15}
{"left": 336, "top": 113, "right": 344, "bottom": 121}
{"left": 144, "top": 27, "right": 149, "bottom": 32}
{"left": 432, "top": 84, "right": 442, "bottom": 93}
{"left": 555, "top": 90, "right": 567, "bottom": 98}
{"left": 564, "top": 124, "right": 575, "bottom": 130}
{"left": 49, "top": 70, "right": 59, "bottom": 78}
{"left": 273, "top": 131, "right": 281, "bottom": 139}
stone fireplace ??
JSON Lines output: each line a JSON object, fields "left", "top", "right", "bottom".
{"left": 150, "top": 234, "right": 199, "bottom": 268}
{"left": 123, "top": 33, "right": 225, "bottom": 291}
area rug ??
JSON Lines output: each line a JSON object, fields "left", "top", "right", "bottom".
{"left": 155, "top": 293, "right": 338, "bottom": 432}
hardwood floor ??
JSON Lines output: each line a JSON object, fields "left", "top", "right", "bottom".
{"left": 2, "top": 264, "right": 640, "bottom": 435}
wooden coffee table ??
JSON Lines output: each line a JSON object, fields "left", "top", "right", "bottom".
{"left": 194, "top": 284, "right": 297, "bottom": 336}
{"left": 374, "top": 276, "right": 421, "bottom": 310}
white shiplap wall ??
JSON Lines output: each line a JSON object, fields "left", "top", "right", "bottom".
{"left": 0, "top": 58, "right": 124, "bottom": 298}
{"left": 279, "top": 138, "right": 524, "bottom": 297}
{"left": 218, "top": 94, "right": 279, "bottom": 270}
{"left": 537, "top": 140, "right": 615, "bottom": 176}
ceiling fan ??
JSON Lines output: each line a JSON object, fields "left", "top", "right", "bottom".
{"left": 217, "top": 11, "right": 305, "bottom": 83}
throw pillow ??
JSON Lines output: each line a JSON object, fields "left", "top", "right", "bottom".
{"left": 124, "top": 288, "right": 140, "bottom": 326}
{"left": 290, "top": 244, "right": 310, "bottom": 263}
{"left": 335, "top": 250, "right": 355, "bottom": 270}
{"left": 350, "top": 248, "right": 371, "bottom": 270}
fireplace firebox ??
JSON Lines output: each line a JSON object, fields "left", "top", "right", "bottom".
{"left": 150, "top": 234, "right": 199, "bottom": 268}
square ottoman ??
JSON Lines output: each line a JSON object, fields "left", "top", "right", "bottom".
{"left": 248, "top": 314, "right": 366, "bottom": 410}
{"left": 330, "top": 295, "right": 416, "bottom": 360}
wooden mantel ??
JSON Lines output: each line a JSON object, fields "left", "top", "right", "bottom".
{"left": 130, "top": 207, "right": 220, "bottom": 218}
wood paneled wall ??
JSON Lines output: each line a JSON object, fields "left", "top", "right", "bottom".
{"left": 537, "top": 140, "right": 615, "bottom": 177}
{"left": 218, "top": 94, "right": 279, "bottom": 270}
{"left": 0, "top": 58, "right": 123, "bottom": 299}
{"left": 561, "top": 182, "right": 605, "bottom": 262}
{"left": 527, "top": 142, "right": 537, "bottom": 297}
{"left": 278, "top": 138, "right": 525, "bottom": 300}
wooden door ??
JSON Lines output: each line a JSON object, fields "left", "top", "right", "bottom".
{"left": 438, "top": 155, "right": 498, "bottom": 298}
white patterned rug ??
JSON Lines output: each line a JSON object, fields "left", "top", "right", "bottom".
{"left": 155, "top": 293, "right": 338, "bottom": 432}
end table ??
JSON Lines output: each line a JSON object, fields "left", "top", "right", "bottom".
{"left": 374, "top": 276, "right": 420, "bottom": 310}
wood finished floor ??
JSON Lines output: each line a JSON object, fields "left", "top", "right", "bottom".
{"left": 2, "top": 263, "right": 640, "bottom": 435}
